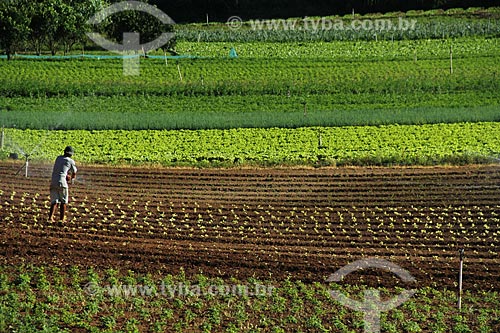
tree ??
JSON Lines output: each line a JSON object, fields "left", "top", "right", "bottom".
{"left": 28, "top": 1, "right": 60, "bottom": 55}
{"left": 27, "top": 0, "right": 107, "bottom": 55}
{"left": 57, "top": 0, "right": 108, "bottom": 54}
{"left": 0, "top": 0, "right": 31, "bottom": 60}
{"left": 29, "top": 0, "right": 79, "bottom": 55}
{"left": 104, "top": 0, "right": 176, "bottom": 55}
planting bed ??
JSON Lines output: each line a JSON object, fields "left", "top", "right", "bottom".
{"left": 0, "top": 162, "right": 499, "bottom": 290}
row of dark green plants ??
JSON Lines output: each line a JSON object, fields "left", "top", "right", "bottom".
{"left": 1, "top": 264, "right": 499, "bottom": 332}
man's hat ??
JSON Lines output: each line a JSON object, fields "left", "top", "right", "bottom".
{"left": 64, "top": 146, "right": 75, "bottom": 156}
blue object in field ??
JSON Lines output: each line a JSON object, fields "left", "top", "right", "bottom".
{"left": 229, "top": 47, "right": 238, "bottom": 58}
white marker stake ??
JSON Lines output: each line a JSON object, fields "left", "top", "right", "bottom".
{"left": 1, "top": 127, "right": 4, "bottom": 150}
{"left": 458, "top": 248, "right": 464, "bottom": 310}
{"left": 177, "top": 64, "right": 183, "bottom": 82}
{"left": 450, "top": 45, "right": 453, "bottom": 75}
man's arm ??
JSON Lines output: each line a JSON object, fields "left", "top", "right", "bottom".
{"left": 71, "top": 161, "right": 77, "bottom": 180}
{"left": 66, "top": 171, "right": 76, "bottom": 183}
{"left": 66, "top": 161, "right": 77, "bottom": 183}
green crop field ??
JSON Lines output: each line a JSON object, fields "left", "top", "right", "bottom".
{"left": 3, "top": 122, "right": 500, "bottom": 166}
{"left": 177, "top": 7, "right": 500, "bottom": 42}
{"left": 1, "top": 265, "right": 499, "bottom": 332}
{"left": 1, "top": 33, "right": 499, "bottom": 166}
{"left": 0, "top": 37, "right": 499, "bottom": 136}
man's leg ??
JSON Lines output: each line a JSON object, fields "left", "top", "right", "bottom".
{"left": 49, "top": 203, "right": 58, "bottom": 222}
{"left": 59, "top": 203, "right": 67, "bottom": 221}
{"left": 60, "top": 187, "right": 69, "bottom": 221}
{"left": 49, "top": 186, "right": 58, "bottom": 222}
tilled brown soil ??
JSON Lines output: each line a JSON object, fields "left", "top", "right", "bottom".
{"left": 1, "top": 162, "right": 499, "bottom": 289}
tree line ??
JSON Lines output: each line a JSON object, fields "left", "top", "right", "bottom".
{"left": 0, "top": 0, "right": 174, "bottom": 59}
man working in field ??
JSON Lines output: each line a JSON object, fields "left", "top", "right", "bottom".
{"left": 49, "top": 146, "right": 77, "bottom": 222}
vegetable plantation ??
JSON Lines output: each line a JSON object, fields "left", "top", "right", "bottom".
{"left": 178, "top": 13, "right": 500, "bottom": 42}
{"left": 0, "top": 37, "right": 499, "bottom": 135}
{"left": 1, "top": 163, "right": 500, "bottom": 331}
{"left": 2, "top": 122, "right": 500, "bottom": 166}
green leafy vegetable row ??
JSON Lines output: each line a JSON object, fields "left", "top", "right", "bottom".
{"left": 3, "top": 122, "right": 500, "bottom": 166}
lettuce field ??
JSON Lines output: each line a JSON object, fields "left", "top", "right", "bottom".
{"left": 2, "top": 122, "right": 500, "bottom": 166}
{"left": 1, "top": 7, "right": 500, "bottom": 333}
